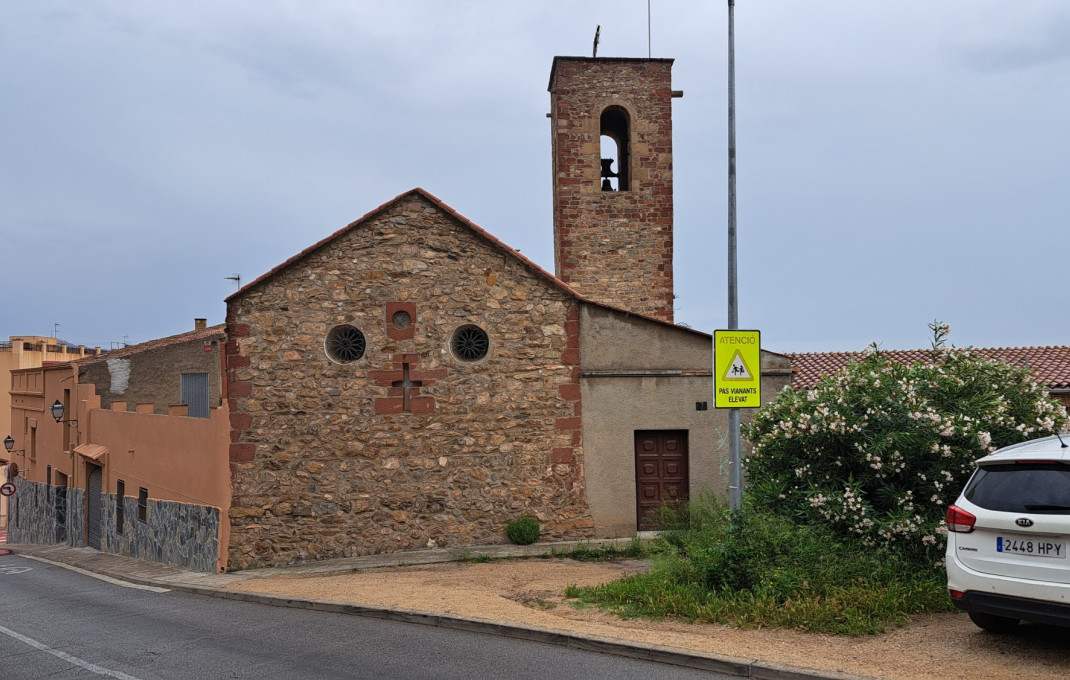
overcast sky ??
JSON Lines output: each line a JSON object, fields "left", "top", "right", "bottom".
{"left": 3, "top": 1, "right": 1068, "bottom": 354}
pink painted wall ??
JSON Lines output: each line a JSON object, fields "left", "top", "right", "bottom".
{"left": 88, "top": 403, "right": 231, "bottom": 570}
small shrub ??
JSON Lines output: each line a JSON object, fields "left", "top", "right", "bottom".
{"left": 505, "top": 515, "right": 540, "bottom": 545}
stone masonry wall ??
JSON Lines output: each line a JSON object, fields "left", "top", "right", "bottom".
{"left": 550, "top": 57, "right": 676, "bottom": 323}
{"left": 225, "top": 192, "right": 592, "bottom": 570}
{"left": 8, "top": 479, "right": 217, "bottom": 572}
{"left": 7, "top": 479, "right": 67, "bottom": 545}
{"left": 103, "top": 496, "right": 220, "bottom": 573}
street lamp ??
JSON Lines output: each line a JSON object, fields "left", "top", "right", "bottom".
{"left": 50, "top": 400, "right": 78, "bottom": 425}
{"left": 3, "top": 435, "right": 23, "bottom": 455}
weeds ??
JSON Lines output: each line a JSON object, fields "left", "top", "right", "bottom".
{"left": 564, "top": 496, "right": 954, "bottom": 635}
{"left": 558, "top": 537, "right": 647, "bottom": 562}
{"left": 456, "top": 551, "right": 493, "bottom": 564}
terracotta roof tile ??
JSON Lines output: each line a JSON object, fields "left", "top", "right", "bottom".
{"left": 76, "top": 324, "right": 225, "bottom": 365}
{"left": 788, "top": 346, "right": 1070, "bottom": 391}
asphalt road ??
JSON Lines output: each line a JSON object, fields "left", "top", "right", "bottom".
{"left": 0, "top": 554, "right": 731, "bottom": 680}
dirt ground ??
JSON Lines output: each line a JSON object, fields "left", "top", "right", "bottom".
{"left": 224, "top": 558, "right": 1070, "bottom": 680}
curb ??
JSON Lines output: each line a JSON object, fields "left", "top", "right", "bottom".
{"left": 9, "top": 545, "right": 879, "bottom": 680}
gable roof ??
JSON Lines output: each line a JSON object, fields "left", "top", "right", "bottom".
{"left": 225, "top": 188, "right": 582, "bottom": 304}
{"left": 789, "top": 346, "right": 1070, "bottom": 391}
{"left": 223, "top": 187, "right": 716, "bottom": 340}
{"left": 76, "top": 324, "right": 225, "bottom": 366}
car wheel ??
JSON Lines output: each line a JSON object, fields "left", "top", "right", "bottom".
{"left": 968, "top": 611, "right": 1020, "bottom": 633}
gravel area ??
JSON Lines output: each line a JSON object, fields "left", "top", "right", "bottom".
{"left": 224, "top": 558, "right": 1070, "bottom": 679}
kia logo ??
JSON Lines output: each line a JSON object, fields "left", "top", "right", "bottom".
{"left": 1016, "top": 518, "right": 1034, "bottom": 527}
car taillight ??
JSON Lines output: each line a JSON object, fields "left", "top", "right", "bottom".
{"left": 948, "top": 589, "right": 965, "bottom": 600}
{"left": 946, "top": 504, "right": 976, "bottom": 533}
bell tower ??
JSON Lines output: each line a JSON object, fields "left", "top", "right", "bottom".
{"left": 549, "top": 57, "right": 679, "bottom": 323}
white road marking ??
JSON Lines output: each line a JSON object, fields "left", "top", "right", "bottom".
{"left": 17, "top": 554, "right": 171, "bottom": 593}
{"left": 0, "top": 624, "right": 145, "bottom": 680}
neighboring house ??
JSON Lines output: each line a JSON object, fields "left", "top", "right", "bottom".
{"left": 5, "top": 324, "right": 230, "bottom": 572}
{"left": 7, "top": 56, "right": 795, "bottom": 572}
{"left": 1, "top": 337, "right": 102, "bottom": 530}
{"left": 789, "top": 346, "right": 1070, "bottom": 408}
{"left": 76, "top": 319, "right": 225, "bottom": 418}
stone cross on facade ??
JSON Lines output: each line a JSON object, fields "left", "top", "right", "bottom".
{"left": 390, "top": 362, "right": 422, "bottom": 412}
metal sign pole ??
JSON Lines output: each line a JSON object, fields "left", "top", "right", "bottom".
{"left": 726, "top": 0, "right": 743, "bottom": 511}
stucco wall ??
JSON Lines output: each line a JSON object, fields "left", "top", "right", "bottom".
{"left": 578, "top": 305, "right": 793, "bottom": 535}
{"left": 225, "top": 193, "right": 594, "bottom": 570}
{"left": 581, "top": 374, "right": 720, "bottom": 535}
{"left": 579, "top": 305, "right": 711, "bottom": 372}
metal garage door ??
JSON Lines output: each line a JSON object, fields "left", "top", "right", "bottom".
{"left": 87, "top": 465, "right": 102, "bottom": 550}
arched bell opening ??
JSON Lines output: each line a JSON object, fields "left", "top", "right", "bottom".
{"left": 599, "top": 106, "right": 630, "bottom": 192}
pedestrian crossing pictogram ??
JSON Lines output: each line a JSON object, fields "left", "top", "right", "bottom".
{"left": 722, "top": 350, "right": 754, "bottom": 381}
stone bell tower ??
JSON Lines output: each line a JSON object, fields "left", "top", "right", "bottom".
{"left": 549, "top": 57, "right": 679, "bottom": 323}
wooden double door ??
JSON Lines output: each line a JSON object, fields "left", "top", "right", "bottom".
{"left": 634, "top": 430, "right": 689, "bottom": 530}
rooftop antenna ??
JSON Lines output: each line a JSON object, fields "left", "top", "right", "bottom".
{"left": 593, "top": 25, "right": 600, "bottom": 58}
{"left": 648, "top": 0, "right": 652, "bottom": 58}
{"left": 53, "top": 322, "right": 60, "bottom": 339}
{"left": 225, "top": 274, "right": 242, "bottom": 288}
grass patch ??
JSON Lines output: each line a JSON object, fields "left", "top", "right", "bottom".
{"left": 455, "top": 551, "right": 493, "bottom": 564}
{"left": 554, "top": 538, "right": 648, "bottom": 562}
{"left": 564, "top": 498, "right": 954, "bottom": 635}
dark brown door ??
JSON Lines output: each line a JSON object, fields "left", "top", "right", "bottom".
{"left": 634, "top": 430, "right": 689, "bottom": 530}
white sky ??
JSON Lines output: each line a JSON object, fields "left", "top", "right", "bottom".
{"left": 2, "top": 1, "right": 1068, "bottom": 353}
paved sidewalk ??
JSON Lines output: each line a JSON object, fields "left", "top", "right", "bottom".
{"left": 5, "top": 540, "right": 867, "bottom": 680}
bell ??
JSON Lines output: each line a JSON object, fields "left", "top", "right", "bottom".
{"left": 600, "top": 158, "right": 618, "bottom": 192}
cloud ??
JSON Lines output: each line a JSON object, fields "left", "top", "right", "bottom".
{"left": 960, "top": 10, "right": 1070, "bottom": 72}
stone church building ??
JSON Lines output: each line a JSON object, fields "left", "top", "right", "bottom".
{"left": 223, "top": 57, "right": 791, "bottom": 570}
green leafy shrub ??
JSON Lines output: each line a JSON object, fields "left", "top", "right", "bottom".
{"left": 743, "top": 322, "right": 1068, "bottom": 560}
{"left": 505, "top": 515, "right": 540, "bottom": 545}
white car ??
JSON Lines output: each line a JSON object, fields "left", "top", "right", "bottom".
{"left": 945, "top": 434, "right": 1070, "bottom": 632}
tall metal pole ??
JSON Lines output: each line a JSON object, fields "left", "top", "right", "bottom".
{"left": 726, "top": 0, "right": 743, "bottom": 511}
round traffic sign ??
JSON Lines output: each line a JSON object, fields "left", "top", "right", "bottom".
{"left": 0, "top": 482, "right": 15, "bottom": 497}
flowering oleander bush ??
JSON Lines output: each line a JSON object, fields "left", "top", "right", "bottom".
{"left": 743, "top": 322, "right": 1068, "bottom": 562}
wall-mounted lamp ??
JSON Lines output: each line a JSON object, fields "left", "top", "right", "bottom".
{"left": 3, "top": 435, "right": 24, "bottom": 455}
{"left": 50, "top": 400, "right": 78, "bottom": 425}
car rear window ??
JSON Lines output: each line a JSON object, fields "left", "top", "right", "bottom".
{"left": 963, "top": 462, "right": 1070, "bottom": 514}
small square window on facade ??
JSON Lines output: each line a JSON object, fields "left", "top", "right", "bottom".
{"left": 138, "top": 487, "right": 148, "bottom": 523}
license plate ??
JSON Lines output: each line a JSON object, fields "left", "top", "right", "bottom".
{"left": 997, "top": 537, "right": 1066, "bottom": 559}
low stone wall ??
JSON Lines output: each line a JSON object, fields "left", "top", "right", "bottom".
{"left": 7, "top": 478, "right": 219, "bottom": 572}
{"left": 67, "top": 487, "right": 86, "bottom": 547}
{"left": 102, "top": 496, "right": 220, "bottom": 573}
{"left": 7, "top": 479, "right": 65, "bottom": 544}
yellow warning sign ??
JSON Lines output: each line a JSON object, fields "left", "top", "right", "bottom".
{"left": 715, "top": 330, "right": 761, "bottom": 408}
